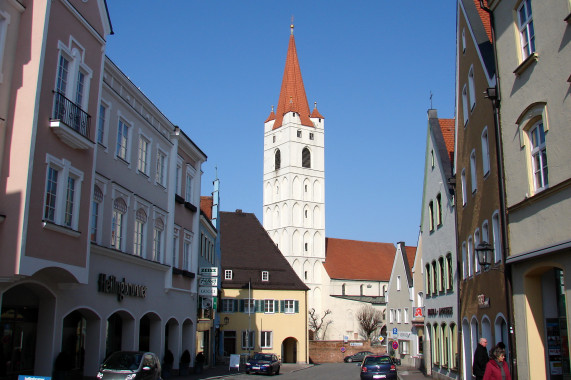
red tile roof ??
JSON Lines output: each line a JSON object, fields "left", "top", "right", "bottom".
{"left": 473, "top": 0, "right": 493, "bottom": 42}
{"left": 405, "top": 246, "right": 417, "bottom": 271}
{"left": 323, "top": 238, "right": 396, "bottom": 281}
{"left": 265, "top": 107, "right": 276, "bottom": 123}
{"left": 439, "top": 118, "right": 455, "bottom": 163}
{"left": 311, "top": 103, "right": 324, "bottom": 119}
{"left": 200, "top": 196, "right": 213, "bottom": 220}
{"left": 272, "top": 33, "right": 313, "bottom": 129}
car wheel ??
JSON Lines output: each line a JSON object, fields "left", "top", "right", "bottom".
{"left": 276, "top": 367, "right": 280, "bottom": 375}
{"left": 347, "top": 358, "right": 353, "bottom": 362}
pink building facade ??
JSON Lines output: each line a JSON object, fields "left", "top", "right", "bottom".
{"left": 0, "top": 1, "right": 207, "bottom": 377}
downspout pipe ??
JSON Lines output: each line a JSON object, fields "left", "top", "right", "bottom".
{"left": 479, "top": 2, "right": 517, "bottom": 379}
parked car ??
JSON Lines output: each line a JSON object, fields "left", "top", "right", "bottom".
{"left": 245, "top": 353, "right": 281, "bottom": 375}
{"left": 97, "top": 351, "right": 162, "bottom": 380}
{"left": 343, "top": 350, "right": 373, "bottom": 363}
{"left": 359, "top": 354, "right": 397, "bottom": 380}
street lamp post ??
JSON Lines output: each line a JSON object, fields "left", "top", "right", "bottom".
{"left": 476, "top": 242, "right": 494, "bottom": 271}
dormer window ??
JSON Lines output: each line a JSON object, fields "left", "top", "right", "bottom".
{"left": 225, "top": 270, "right": 233, "bottom": 280}
{"left": 262, "top": 271, "right": 269, "bottom": 281}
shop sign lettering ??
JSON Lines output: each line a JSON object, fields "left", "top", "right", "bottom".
{"left": 98, "top": 274, "right": 147, "bottom": 301}
{"left": 427, "top": 307, "right": 454, "bottom": 317}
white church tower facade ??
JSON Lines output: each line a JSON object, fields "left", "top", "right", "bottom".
{"left": 263, "top": 24, "right": 326, "bottom": 312}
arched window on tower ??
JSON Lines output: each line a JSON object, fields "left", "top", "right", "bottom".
{"left": 275, "top": 149, "right": 281, "bottom": 170}
{"left": 302, "top": 147, "right": 311, "bottom": 168}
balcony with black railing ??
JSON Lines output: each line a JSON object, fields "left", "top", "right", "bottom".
{"left": 50, "top": 91, "right": 94, "bottom": 149}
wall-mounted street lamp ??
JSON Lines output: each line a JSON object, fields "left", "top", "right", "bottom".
{"left": 476, "top": 242, "right": 494, "bottom": 271}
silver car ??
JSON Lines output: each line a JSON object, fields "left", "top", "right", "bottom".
{"left": 97, "top": 351, "right": 162, "bottom": 380}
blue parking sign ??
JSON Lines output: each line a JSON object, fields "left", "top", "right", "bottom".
{"left": 393, "top": 328, "right": 398, "bottom": 335}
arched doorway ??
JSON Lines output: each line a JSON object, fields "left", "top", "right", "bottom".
{"left": 139, "top": 313, "right": 161, "bottom": 354}
{"left": 60, "top": 308, "right": 101, "bottom": 378}
{"left": 281, "top": 337, "right": 298, "bottom": 363}
{"left": 1, "top": 283, "right": 56, "bottom": 377}
{"left": 105, "top": 311, "right": 135, "bottom": 358}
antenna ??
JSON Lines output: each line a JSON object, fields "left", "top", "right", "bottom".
{"left": 430, "top": 91, "right": 433, "bottom": 109}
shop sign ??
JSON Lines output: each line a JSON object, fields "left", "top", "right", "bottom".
{"left": 98, "top": 274, "right": 147, "bottom": 302}
{"left": 427, "top": 307, "right": 454, "bottom": 317}
{"left": 199, "top": 287, "right": 218, "bottom": 296}
{"left": 414, "top": 307, "right": 424, "bottom": 317}
{"left": 199, "top": 267, "right": 218, "bottom": 277}
{"left": 350, "top": 342, "right": 363, "bottom": 346}
{"left": 19, "top": 376, "right": 49, "bottom": 380}
{"left": 398, "top": 332, "right": 411, "bottom": 339}
{"left": 199, "top": 277, "right": 218, "bottom": 286}
{"left": 478, "top": 294, "right": 490, "bottom": 308}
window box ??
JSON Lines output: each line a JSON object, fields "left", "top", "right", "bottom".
{"left": 172, "top": 267, "right": 195, "bottom": 278}
{"left": 513, "top": 53, "right": 538, "bottom": 76}
{"left": 184, "top": 201, "right": 197, "bottom": 212}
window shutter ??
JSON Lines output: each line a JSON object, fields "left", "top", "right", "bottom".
{"left": 239, "top": 299, "right": 244, "bottom": 312}
{"left": 274, "top": 300, "right": 279, "bottom": 312}
{"left": 233, "top": 299, "right": 238, "bottom": 312}
{"left": 280, "top": 300, "right": 285, "bottom": 313}
{"left": 256, "top": 300, "right": 262, "bottom": 313}
{"left": 294, "top": 300, "right": 299, "bottom": 313}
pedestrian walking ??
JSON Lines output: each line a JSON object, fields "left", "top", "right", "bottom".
{"left": 473, "top": 337, "right": 489, "bottom": 380}
{"left": 483, "top": 345, "right": 511, "bottom": 380}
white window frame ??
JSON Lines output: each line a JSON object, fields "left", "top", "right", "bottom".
{"left": 153, "top": 215, "right": 165, "bottom": 262}
{"left": 172, "top": 226, "right": 180, "bottom": 268}
{"left": 492, "top": 211, "right": 502, "bottom": 263}
{"left": 481, "top": 127, "right": 490, "bottom": 176}
{"left": 389, "top": 309, "right": 394, "bottom": 324}
{"left": 400, "top": 340, "right": 410, "bottom": 355}
{"left": 91, "top": 183, "right": 104, "bottom": 243}
{"left": 111, "top": 196, "right": 128, "bottom": 251}
{"left": 242, "top": 330, "right": 255, "bottom": 350}
{"left": 528, "top": 121, "right": 548, "bottom": 192}
{"left": 175, "top": 157, "right": 183, "bottom": 196}
{"left": 468, "top": 236, "right": 474, "bottom": 277}
{"left": 43, "top": 154, "right": 83, "bottom": 231}
{"left": 264, "top": 299, "right": 275, "bottom": 314}
{"left": 517, "top": 0, "right": 535, "bottom": 60}
{"left": 397, "top": 275, "right": 401, "bottom": 291}
{"left": 97, "top": 100, "right": 110, "bottom": 146}
{"left": 133, "top": 207, "right": 148, "bottom": 257}
{"left": 474, "top": 229, "right": 481, "bottom": 274}
{"left": 244, "top": 299, "right": 255, "bottom": 314}
{"left": 260, "top": 331, "right": 273, "bottom": 349}
{"left": 468, "top": 66, "right": 476, "bottom": 110}
{"left": 0, "top": 10, "right": 10, "bottom": 83}
{"left": 183, "top": 231, "right": 193, "bottom": 271}
{"left": 262, "top": 271, "right": 269, "bottom": 281}
{"left": 284, "top": 300, "right": 295, "bottom": 314}
{"left": 55, "top": 39, "right": 93, "bottom": 111}
{"left": 404, "top": 308, "right": 409, "bottom": 324}
{"left": 225, "top": 270, "right": 233, "bottom": 280}
{"left": 461, "top": 169, "right": 467, "bottom": 206}
{"left": 470, "top": 150, "right": 477, "bottom": 193}
{"left": 462, "top": 85, "right": 469, "bottom": 126}
{"left": 185, "top": 165, "right": 196, "bottom": 202}
{"left": 462, "top": 28, "right": 466, "bottom": 54}
{"left": 116, "top": 118, "right": 131, "bottom": 162}
{"left": 137, "top": 135, "right": 151, "bottom": 176}
{"left": 462, "top": 242, "right": 467, "bottom": 279}
{"left": 156, "top": 148, "right": 167, "bottom": 187}
{"left": 222, "top": 299, "right": 236, "bottom": 313}
{"left": 396, "top": 309, "right": 401, "bottom": 324}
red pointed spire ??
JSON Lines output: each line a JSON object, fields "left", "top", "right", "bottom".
{"left": 272, "top": 27, "right": 313, "bottom": 130}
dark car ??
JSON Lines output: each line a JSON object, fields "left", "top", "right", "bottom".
{"left": 97, "top": 351, "right": 162, "bottom": 380}
{"left": 359, "top": 354, "right": 397, "bottom": 380}
{"left": 343, "top": 350, "right": 373, "bottom": 363}
{"left": 245, "top": 353, "right": 281, "bottom": 375}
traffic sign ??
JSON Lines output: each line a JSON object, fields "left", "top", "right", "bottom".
{"left": 392, "top": 341, "right": 399, "bottom": 350}
{"left": 392, "top": 328, "right": 398, "bottom": 335}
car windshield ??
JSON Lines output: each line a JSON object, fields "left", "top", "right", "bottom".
{"left": 102, "top": 352, "right": 143, "bottom": 371}
{"left": 253, "top": 354, "right": 273, "bottom": 361}
{"left": 364, "top": 356, "right": 391, "bottom": 365}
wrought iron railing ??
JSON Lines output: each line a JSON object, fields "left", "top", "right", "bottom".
{"left": 52, "top": 91, "right": 91, "bottom": 138}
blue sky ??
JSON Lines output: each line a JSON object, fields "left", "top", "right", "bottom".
{"left": 105, "top": 1, "right": 457, "bottom": 247}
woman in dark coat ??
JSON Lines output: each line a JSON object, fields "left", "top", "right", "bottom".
{"left": 483, "top": 345, "right": 511, "bottom": 380}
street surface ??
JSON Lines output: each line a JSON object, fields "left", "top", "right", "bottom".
{"left": 179, "top": 362, "right": 428, "bottom": 380}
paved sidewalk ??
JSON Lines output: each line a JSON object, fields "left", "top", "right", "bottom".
{"left": 168, "top": 363, "right": 313, "bottom": 380}
{"left": 397, "top": 365, "right": 430, "bottom": 380}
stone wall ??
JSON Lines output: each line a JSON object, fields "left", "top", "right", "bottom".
{"left": 308, "top": 340, "right": 387, "bottom": 363}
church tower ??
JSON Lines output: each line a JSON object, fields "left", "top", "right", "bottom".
{"left": 263, "top": 24, "right": 326, "bottom": 311}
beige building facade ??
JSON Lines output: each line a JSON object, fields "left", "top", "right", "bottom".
{"left": 489, "top": 0, "right": 571, "bottom": 378}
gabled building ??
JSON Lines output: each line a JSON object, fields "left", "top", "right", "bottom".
{"left": 0, "top": 0, "right": 111, "bottom": 376}
{"left": 386, "top": 242, "right": 417, "bottom": 367}
{"left": 420, "top": 110, "right": 458, "bottom": 379}
{"left": 219, "top": 210, "right": 309, "bottom": 363}
{"left": 322, "top": 238, "right": 396, "bottom": 340}
{"left": 454, "top": 1, "right": 510, "bottom": 379}
{"left": 488, "top": 0, "right": 571, "bottom": 378}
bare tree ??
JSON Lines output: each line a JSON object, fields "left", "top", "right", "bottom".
{"left": 356, "top": 304, "right": 383, "bottom": 341}
{"left": 308, "top": 308, "right": 333, "bottom": 340}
